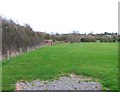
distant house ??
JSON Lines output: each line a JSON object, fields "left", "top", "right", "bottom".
{"left": 44, "top": 40, "right": 54, "bottom": 46}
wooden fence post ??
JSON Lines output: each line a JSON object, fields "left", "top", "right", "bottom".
{"left": 19, "top": 48, "right": 22, "bottom": 54}
{"left": 7, "top": 50, "right": 10, "bottom": 61}
{"left": 33, "top": 46, "right": 35, "bottom": 50}
{"left": 27, "top": 47, "right": 29, "bottom": 52}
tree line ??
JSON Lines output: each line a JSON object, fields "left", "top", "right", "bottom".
{"left": 1, "top": 16, "right": 49, "bottom": 55}
{"left": 51, "top": 31, "right": 119, "bottom": 43}
{"left": 1, "top": 16, "right": 120, "bottom": 55}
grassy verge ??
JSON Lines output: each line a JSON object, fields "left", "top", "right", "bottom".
{"left": 2, "top": 43, "right": 118, "bottom": 90}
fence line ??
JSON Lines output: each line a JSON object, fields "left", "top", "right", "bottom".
{"left": 3, "top": 44, "right": 47, "bottom": 61}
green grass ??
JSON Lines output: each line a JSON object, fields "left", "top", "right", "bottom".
{"left": 2, "top": 43, "right": 118, "bottom": 90}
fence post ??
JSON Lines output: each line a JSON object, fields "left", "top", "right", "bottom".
{"left": 27, "top": 47, "right": 29, "bottom": 52}
{"left": 7, "top": 50, "right": 10, "bottom": 61}
{"left": 19, "top": 48, "right": 22, "bottom": 54}
{"left": 33, "top": 46, "right": 35, "bottom": 50}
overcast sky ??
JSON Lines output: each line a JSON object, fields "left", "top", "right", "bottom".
{"left": 0, "top": 0, "right": 119, "bottom": 34}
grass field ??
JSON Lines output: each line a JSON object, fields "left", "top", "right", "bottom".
{"left": 2, "top": 43, "right": 118, "bottom": 90}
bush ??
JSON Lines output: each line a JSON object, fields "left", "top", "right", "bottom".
{"left": 81, "top": 35, "right": 96, "bottom": 42}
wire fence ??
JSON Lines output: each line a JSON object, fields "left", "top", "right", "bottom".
{"left": 2, "top": 43, "right": 47, "bottom": 61}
